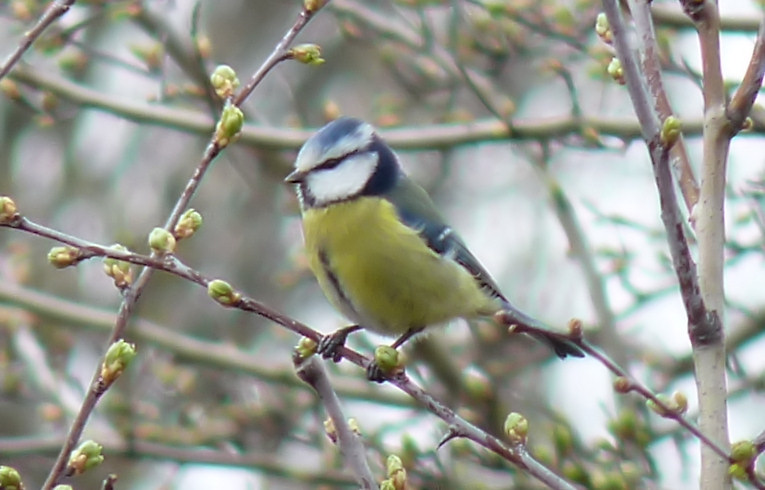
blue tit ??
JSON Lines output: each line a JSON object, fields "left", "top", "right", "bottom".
{"left": 285, "top": 117, "right": 583, "bottom": 381}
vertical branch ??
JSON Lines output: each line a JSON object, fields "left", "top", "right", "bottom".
{"left": 603, "top": 0, "right": 731, "bottom": 486}
{"left": 628, "top": 0, "right": 699, "bottom": 211}
{"left": 295, "top": 357, "right": 376, "bottom": 489}
{"left": 680, "top": 1, "right": 732, "bottom": 487}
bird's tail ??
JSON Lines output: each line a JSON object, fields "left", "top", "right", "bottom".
{"left": 498, "top": 301, "right": 584, "bottom": 359}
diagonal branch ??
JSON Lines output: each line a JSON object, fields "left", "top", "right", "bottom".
{"left": 0, "top": 0, "right": 75, "bottom": 81}
{"left": 728, "top": 18, "right": 765, "bottom": 132}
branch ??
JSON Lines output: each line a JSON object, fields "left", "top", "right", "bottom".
{"left": 0, "top": 435, "right": 357, "bottom": 487}
{"left": 728, "top": 18, "right": 765, "bottom": 132}
{"left": 0, "top": 0, "right": 75, "bottom": 81}
{"left": 295, "top": 357, "right": 376, "bottom": 489}
{"left": 679, "top": 0, "right": 734, "bottom": 487}
{"left": 602, "top": 0, "right": 730, "bottom": 486}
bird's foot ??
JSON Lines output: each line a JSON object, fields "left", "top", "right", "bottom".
{"left": 366, "top": 361, "right": 386, "bottom": 383}
{"left": 317, "top": 325, "right": 361, "bottom": 363}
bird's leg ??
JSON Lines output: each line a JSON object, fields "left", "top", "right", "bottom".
{"left": 317, "top": 325, "right": 362, "bottom": 363}
{"left": 366, "top": 326, "right": 425, "bottom": 382}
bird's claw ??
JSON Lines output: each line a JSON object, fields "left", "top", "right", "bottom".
{"left": 317, "top": 330, "right": 349, "bottom": 363}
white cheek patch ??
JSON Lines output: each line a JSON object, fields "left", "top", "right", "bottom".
{"left": 307, "top": 152, "right": 378, "bottom": 205}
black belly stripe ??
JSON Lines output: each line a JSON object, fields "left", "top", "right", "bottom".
{"left": 318, "top": 247, "right": 359, "bottom": 317}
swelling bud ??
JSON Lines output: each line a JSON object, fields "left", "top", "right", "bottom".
{"left": 208, "top": 279, "right": 241, "bottom": 306}
{"left": 148, "top": 227, "right": 176, "bottom": 254}
{"left": 210, "top": 65, "right": 239, "bottom": 99}
{"left": 503, "top": 412, "right": 528, "bottom": 445}
{"left": 174, "top": 209, "right": 203, "bottom": 239}
{"left": 67, "top": 440, "right": 104, "bottom": 475}
{"left": 215, "top": 103, "right": 244, "bottom": 147}
{"left": 48, "top": 246, "right": 80, "bottom": 268}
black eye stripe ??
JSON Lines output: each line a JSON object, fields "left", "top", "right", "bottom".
{"left": 312, "top": 140, "right": 377, "bottom": 173}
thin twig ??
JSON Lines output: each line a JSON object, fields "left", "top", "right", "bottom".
{"left": 629, "top": 0, "right": 699, "bottom": 210}
{"left": 295, "top": 356, "right": 376, "bottom": 489}
{"left": 728, "top": 18, "right": 765, "bottom": 132}
{"left": 0, "top": 0, "right": 76, "bottom": 81}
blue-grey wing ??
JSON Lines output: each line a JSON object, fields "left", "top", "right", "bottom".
{"left": 386, "top": 176, "right": 506, "bottom": 302}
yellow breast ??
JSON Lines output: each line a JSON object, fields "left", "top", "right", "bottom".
{"left": 301, "top": 197, "right": 496, "bottom": 335}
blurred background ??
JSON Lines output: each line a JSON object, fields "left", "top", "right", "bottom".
{"left": 0, "top": 0, "right": 764, "bottom": 488}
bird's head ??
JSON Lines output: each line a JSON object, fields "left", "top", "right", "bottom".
{"left": 285, "top": 117, "right": 402, "bottom": 208}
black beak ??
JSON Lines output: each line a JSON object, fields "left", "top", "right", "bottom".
{"left": 284, "top": 169, "right": 305, "bottom": 184}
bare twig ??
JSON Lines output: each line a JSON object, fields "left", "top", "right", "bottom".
{"left": 295, "top": 356, "right": 376, "bottom": 489}
{"left": 728, "top": 18, "right": 765, "bottom": 132}
{"left": 0, "top": 0, "right": 76, "bottom": 81}
{"left": 629, "top": 0, "right": 699, "bottom": 210}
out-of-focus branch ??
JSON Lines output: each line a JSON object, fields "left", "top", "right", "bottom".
{"left": 728, "top": 18, "right": 765, "bottom": 132}
{"left": 652, "top": 5, "right": 761, "bottom": 32}
{"left": 0, "top": 282, "right": 414, "bottom": 407}
{"left": 12, "top": 63, "right": 765, "bottom": 152}
{"left": 0, "top": 0, "right": 75, "bottom": 81}
{"left": 0, "top": 435, "right": 357, "bottom": 487}
{"left": 295, "top": 357, "right": 376, "bottom": 489}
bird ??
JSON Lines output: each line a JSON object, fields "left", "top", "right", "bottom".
{"left": 285, "top": 117, "right": 583, "bottom": 382}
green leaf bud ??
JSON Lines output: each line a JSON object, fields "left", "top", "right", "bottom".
{"left": 595, "top": 13, "right": 612, "bottom": 43}
{"left": 47, "top": 246, "right": 81, "bottom": 268}
{"left": 0, "top": 196, "right": 18, "bottom": 224}
{"left": 174, "top": 208, "right": 203, "bottom": 240}
{"left": 102, "top": 244, "right": 133, "bottom": 288}
{"left": 289, "top": 44, "right": 325, "bottom": 65}
{"left": 214, "top": 103, "right": 244, "bottom": 147}
{"left": 380, "top": 480, "right": 396, "bottom": 490}
{"left": 373, "top": 345, "right": 401, "bottom": 376}
{"left": 386, "top": 454, "right": 407, "bottom": 490}
{"left": 730, "top": 440, "right": 756, "bottom": 464}
{"left": 660, "top": 115, "right": 682, "bottom": 148}
{"left": 0, "top": 466, "right": 23, "bottom": 490}
{"left": 323, "top": 417, "right": 337, "bottom": 444}
{"left": 67, "top": 440, "right": 104, "bottom": 475}
{"left": 53, "top": 486, "right": 73, "bottom": 490}
{"left": 607, "top": 57, "right": 625, "bottom": 85}
{"left": 295, "top": 337, "right": 318, "bottom": 360}
{"left": 647, "top": 391, "right": 687, "bottom": 417}
{"left": 101, "top": 339, "right": 136, "bottom": 387}
{"left": 348, "top": 417, "right": 361, "bottom": 436}
{"left": 207, "top": 279, "right": 241, "bottom": 306}
{"left": 148, "top": 227, "right": 176, "bottom": 254}
{"left": 503, "top": 412, "right": 528, "bottom": 445}
{"left": 210, "top": 65, "right": 240, "bottom": 99}
{"left": 728, "top": 462, "right": 748, "bottom": 482}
